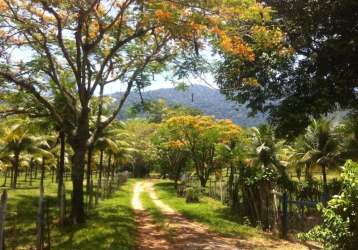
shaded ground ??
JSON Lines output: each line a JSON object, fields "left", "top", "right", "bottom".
{"left": 133, "top": 180, "right": 313, "bottom": 250}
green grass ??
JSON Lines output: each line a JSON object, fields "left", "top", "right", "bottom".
{"left": 154, "top": 181, "right": 263, "bottom": 239}
{"left": 0, "top": 174, "right": 137, "bottom": 250}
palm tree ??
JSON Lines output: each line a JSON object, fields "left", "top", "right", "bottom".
{"left": 337, "top": 113, "right": 358, "bottom": 161}
{"left": 250, "top": 125, "right": 287, "bottom": 174}
{"left": 300, "top": 118, "right": 339, "bottom": 201}
{"left": 247, "top": 125, "right": 288, "bottom": 231}
{"left": 0, "top": 118, "right": 37, "bottom": 188}
{"left": 286, "top": 136, "right": 312, "bottom": 181}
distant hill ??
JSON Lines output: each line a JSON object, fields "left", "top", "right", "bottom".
{"left": 111, "top": 85, "right": 266, "bottom": 127}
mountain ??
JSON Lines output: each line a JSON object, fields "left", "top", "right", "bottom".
{"left": 111, "top": 85, "right": 266, "bottom": 127}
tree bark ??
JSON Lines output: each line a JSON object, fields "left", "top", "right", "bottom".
{"left": 69, "top": 106, "right": 90, "bottom": 224}
{"left": 86, "top": 147, "right": 93, "bottom": 193}
{"left": 59, "top": 182, "right": 65, "bottom": 226}
{"left": 12, "top": 151, "right": 20, "bottom": 189}
{"left": 29, "top": 159, "right": 34, "bottom": 186}
{"left": 0, "top": 190, "right": 8, "bottom": 250}
{"left": 37, "top": 180, "right": 45, "bottom": 250}
{"left": 57, "top": 131, "right": 65, "bottom": 200}
{"left": 70, "top": 144, "right": 86, "bottom": 224}
{"left": 41, "top": 158, "right": 46, "bottom": 185}
{"left": 2, "top": 170, "right": 7, "bottom": 187}
{"left": 322, "top": 164, "right": 328, "bottom": 205}
{"left": 106, "top": 153, "right": 112, "bottom": 179}
{"left": 98, "top": 150, "right": 104, "bottom": 188}
{"left": 228, "top": 164, "right": 235, "bottom": 208}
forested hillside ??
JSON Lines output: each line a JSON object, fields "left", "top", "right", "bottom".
{"left": 113, "top": 85, "right": 266, "bottom": 126}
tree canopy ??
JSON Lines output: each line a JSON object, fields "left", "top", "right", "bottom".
{"left": 217, "top": 0, "right": 358, "bottom": 138}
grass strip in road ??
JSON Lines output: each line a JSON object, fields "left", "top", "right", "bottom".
{"left": 140, "top": 191, "right": 166, "bottom": 224}
{"left": 140, "top": 190, "right": 176, "bottom": 239}
{"left": 154, "top": 181, "right": 264, "bottom": 239}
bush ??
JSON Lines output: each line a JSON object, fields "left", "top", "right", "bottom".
{"left": 185, "top": 186, "right": 201, "bottom": 203}
{"left": 298, "top": 160, "right": 358, "bottom": 250}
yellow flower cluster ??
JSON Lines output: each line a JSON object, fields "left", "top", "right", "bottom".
{"left": 165, "top": 116, "right": 241, "bottom": 146}
{"left": 155, "top": 9, "right": 172, "bottom": 22}
{"left": 0, "top": 0, "right": 7, "bottom": 11}
{"left": 211, "top": 26, "right": 255, "bottom": 61}
{"left": 242, "top": 77, "right": 260, "bottom": 87}
{"left": 167, "top": 140, "right": 186, "bottom": 150}
{"left": 251, "top": 26, "right": 284, "bottom": 50}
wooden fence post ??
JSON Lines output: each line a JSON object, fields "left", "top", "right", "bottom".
{"left": 0, "top": 190, "right": 8, "bottom": 250}
{"left": 281, "top": 192, "right": 288, "bottom": 239}
{"left": 37, "top": 182, "right": 45, "bottom": 250}
{"left": 59, "top": 183, "right": 65, "bottom": 226}
{"left": 46, "top": 201, "right": 51, "bottom": 250}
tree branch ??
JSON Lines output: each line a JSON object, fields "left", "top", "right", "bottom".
{"left": 0, "top": 71, "right": 63, "bottom": 125}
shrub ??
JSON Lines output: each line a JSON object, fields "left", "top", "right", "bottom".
{"left": 298, "top": 160, "right": 358, "bottom": 250}
{"left": 185, "top": 186, "right": 201, "bottom": 203}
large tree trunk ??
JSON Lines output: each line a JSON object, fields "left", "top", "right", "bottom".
{"left": 98, "top": 150, "right": 104, "bottom": 188}
{"left": 322, "top": 164, "right": 328, "bottom": 205}
{"left": 69, "top": 107, "right": 90, "bottom": 224}
{"left": 12, "top": 151, "right": 20, "bottom": 189}
{"left": 0, "top": 190, "right": 8, "bottom": 250}
{"left": 57, "top": 131, "right": 65, "bottom": 200}
{"left": 106, "top": 153, "right": 112, "bottom": 179}
{"left": 86, "top": 147, "right": 93, "bottom": 193}
{"left": 40, "top": 158, "right": 45, "bottom": 185}
{"left": 29, "top": 159, "right": 34, "bottom": 186}
{"left": 71, "top": 144, "right": 86, "bottom": 224}
{"left": 228, "top": 164, "right": 234, "bottom": 206}
{"left": 2, "top": 170, "right": 7, "bottom": 187}
{"left": 199, "top": 175, "right": 207, "bottom": 188}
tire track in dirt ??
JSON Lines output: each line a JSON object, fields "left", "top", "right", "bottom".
{"left": 132, "top": 181, "right": 171, "bottom": 250}
{"left": 145, "top": 180, "right": 311, "bottom": 250}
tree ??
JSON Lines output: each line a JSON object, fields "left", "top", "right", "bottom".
{"left": 122, "top": 120, "right": 157, "bottom": 178}
{"left": 300, "top": 119, "right": 339, "bottom": 201}
{"left": 244, "top": 125, "right": 287, "bottom": 230}
{"left": 163, "top": 115, "right": 241, "bottom": 187}
{"left": 0, "top": 118, "right": 37, "bottom": 188}
{"left": 217, "top": 0, "right": 358, "bottom": 138}
{"left": 0, "top": 0, "right": 275, "bottom": 223}
{"left": 154, "top": 123, "right": 190, "bottom": 188}
{"left": 126, "top": 99, "right": 201, "bottom": 123}
{"left": 337, "top": 112, "right": 358, "bottom": 161}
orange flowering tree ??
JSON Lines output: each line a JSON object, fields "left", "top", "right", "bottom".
{"left": 153, "top": 125, "right": 190, "bottom": 189}
{"left": 162, "top": 115, "right": 241, "bottom": 187}
{"left": 0, "top": 0, "right": 275, "bottom": 223}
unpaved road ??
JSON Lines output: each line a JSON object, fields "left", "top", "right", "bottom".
{"left": 132, "top": 180, "right": 314, "bottom": 250}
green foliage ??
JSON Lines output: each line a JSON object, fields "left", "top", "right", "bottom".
{"left": 299, "top": 160, "right": 358, "bottom": 250}
{"left": 218, "top": 0, "right": 358, "bottom": 138}
{"left": 185, "top": 187, "right": 201, "bottom": 203}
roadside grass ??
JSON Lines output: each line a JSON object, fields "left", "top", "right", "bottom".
{"left": 154, "top": 181, "right": 263, "bottom": 239}
{"left": 0, "top": 175, "right": 136, "bottom": 250}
